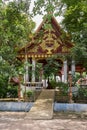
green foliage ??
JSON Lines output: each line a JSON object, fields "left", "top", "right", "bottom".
{"left": 78, "top": 88, "right": 87, "bottom": 99}
{"left": 7, "top": 85, "right": 18, "bottom": 98}
{"left": 61, "top": 0, "right": 87, "bottom": 65}
{"left": 35, "top": 63, "right": 42, "bottom": 80}
{"left": 0, "top": 75, "right": 8, "bottom": 98}
{"left": 0, "top": 1, "right": 35, "bottom": 53}
{"left": 33, "top": 0, "right": 56, "bottom": 15}
{"left": 73, "top": 87, "right": 87, "bottom": 103}
{"left": 43, "top": 57, "right": 60, "bottom": 79}
{"left": 0, "top": 85, "right": 7, "bottom": 98}
{"left": 57, "top": 82, "right": 69, "bottom": 96}
{"left": 26, "top": 90, "right": 34, "bottom": 98}
{"left": 23, "top": 90, "right": 34, "bottom": 101}
{"left": 0, "top": 0, "right": 35, "bottom": 81}
{"left": 32, "top": 0, "right": 64, "bottom": 23}
{"left": 32, "top": 0, "right": 87, "bottom": 70}
{"left": 72, "top": 73, "right": 82, "bottom": 87}
{"left": 0, "top": 81, "right": 18, "bottom": 98}
{"left": 62, "top": 0, "right": 87, "bottom": 32}
{"left": 0, "top": 0, "right": 35, "bottom": 97}
{"left": 49, "top": 80, "right": 58, "bottom": 89}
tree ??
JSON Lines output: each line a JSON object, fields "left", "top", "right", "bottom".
{"left": 61, "top": 0, "right": 87, "bottom": 72}
{"left": 32, "top": 0, "right": 87, "bottom": 73}
{"left": 33, "top": 0, "right": 64, "bottom": 16}
{"left": 43, "top": 57, "right": 60, "bottom": 88}
{"left": 0, "top": 0, "right": 35, "bottom": 97}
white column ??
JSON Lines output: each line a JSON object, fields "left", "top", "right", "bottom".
{"left": 61, "top": 66, "right": 64, "bottom": 82}
{"left": 71, "top": 60, "right": 75, "bottom": 75}
{"left": 64, "top": 60, "right": 68, "bottom": 83}
{"left": 62, "top": 74, "right": 64, "bottom": 82}
{"left": 32, "top": 58, "right": 36, "bottom": 82}
{"left": 24, "top": 55, "right": 29, "bottom": 83}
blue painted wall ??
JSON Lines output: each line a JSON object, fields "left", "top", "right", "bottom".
{"left": 54, "top": 103, "right": 87, "bottom": 112}
{"left": 0, "top": 102, "right": 33, "bottom": 112}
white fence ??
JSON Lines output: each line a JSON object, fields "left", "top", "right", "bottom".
{"left": 20, "top": 82, "right": 43, "bottom": 97}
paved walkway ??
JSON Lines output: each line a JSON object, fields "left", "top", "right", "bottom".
{"left": 25, "top": 89, "right": 55, "bottom": 119}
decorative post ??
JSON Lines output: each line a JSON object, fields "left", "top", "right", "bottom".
{"left": 71, "top": 60, "right": 75, "bottom": 75}
{"left": 24, "top": 54, "right": 29, "bottom": 101}
{"left": 24, "top": 54, "right": 29, "bottom": 83}
{"left": 18, "top": 83, "right": 21, "bottom": 101}
{"left": 68, "top": 71, "right": 74, "bottom": 103}
{"left": 64, "top": 60, "right": 68, "bottom": 83}
{"left": 61, "top": 66, "right": 64, "bottom": 82}
{"left": 32, "top": 58, "right": 36, "bottom": 82}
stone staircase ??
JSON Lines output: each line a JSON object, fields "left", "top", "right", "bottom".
{"left": 25, "top": 89, "right": 55, "bottom": 120}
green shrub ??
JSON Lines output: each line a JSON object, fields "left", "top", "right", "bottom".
{"left": 0, "top": 86, "right": 7, "bottom": 98}
{"left": 49, "top": 80, "right": 58, "bottom": 89}
{"left": 26, "top": 90, "right": 34, "bottom": 98}
{"left": 57, "top": 82, "right": 69, "bottom": 96}
{"left": 0, "top": 76, "right": 8, "bottom": 98}
{"left": 7, "top": 85, "right": 18, "bottom": 98}
{"left": 23, "top": 90, "right": 34, "bottom": 98}
{"left": 77, "top": 88, "right": 87, "bottom": 99}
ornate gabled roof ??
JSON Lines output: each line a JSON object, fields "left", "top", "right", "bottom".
{"left": 18, "top": 16, "right": 73, "bottom": 59}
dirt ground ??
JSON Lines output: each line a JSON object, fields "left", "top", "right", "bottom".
{"left": 0, "top": 111, "right": 87, "bottom": 130}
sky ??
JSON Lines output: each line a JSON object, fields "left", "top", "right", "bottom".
{"left": 30, "top": 0, "right": 63, "bottom": 30}
{"left": 33, "top": 15, "right": 63, "bottom": 30}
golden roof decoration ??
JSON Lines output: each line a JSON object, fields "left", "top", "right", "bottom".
{"left": 40, "top": 29, "right": 61, "bottom": 54}
{"left": 18, "top": 16, "right": 73, "bottom": 59}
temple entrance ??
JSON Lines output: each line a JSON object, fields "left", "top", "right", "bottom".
{"left": 18, "top": 16, "right": 86, "bottom": 98}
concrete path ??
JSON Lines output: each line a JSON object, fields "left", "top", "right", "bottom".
{"left": 25, "top": 89, "right": 55, "bottom": 120}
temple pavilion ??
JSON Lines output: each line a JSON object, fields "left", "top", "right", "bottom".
{"left": 18, "top": 16, "right": 85, "bottom": 88}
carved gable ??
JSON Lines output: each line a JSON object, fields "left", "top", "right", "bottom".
{"left": 18, "top": 16, "right": 73, "bottom": 58}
